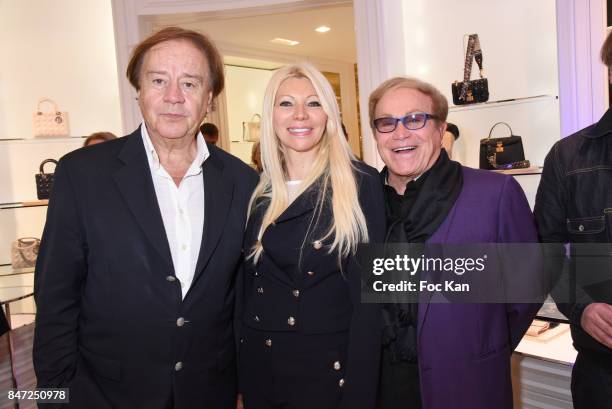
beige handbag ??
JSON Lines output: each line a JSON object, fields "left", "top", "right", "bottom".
{"left": 242, "top": 114, "right": 261, "bottom": 142}
{"left": 32, "top": 98, "right": 70, "bottom": 137}
{"left": 11, "top": 237, "right": 40, "bottom": 269}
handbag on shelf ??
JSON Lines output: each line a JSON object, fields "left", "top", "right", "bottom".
{"left": 35, "top": 159, "right": 58, "bottom": 200}
{"left": 10, "top": 237, "right": 40, "bottom": 269}
{"left": 32, "top": 98, "right": 70, "bottom": 137}
{"left": 479, "top": 122, "right": 528, "bottom": 170}
{"left": 242, "top": 114, "right": 261, "bottom": 142}
{"left": 452, "top": 34, "right": 489, "bottom": 105}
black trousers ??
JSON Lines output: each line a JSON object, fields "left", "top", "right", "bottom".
{"left": 571, "top": 351, "right": 612, "bottom": 409}
{"left": 239, "top": 327, "right": 348, "bottom": 409}
{"left": 377, "top": 348, "right": 422, "bottom": 409}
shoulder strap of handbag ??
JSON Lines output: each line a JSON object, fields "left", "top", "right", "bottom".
{"left": 459, "top": 34, "right": 485, "bottom": 100}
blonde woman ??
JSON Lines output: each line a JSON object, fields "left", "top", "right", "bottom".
{"left": 237, "top": 63, "right": 385, "bottom": 409}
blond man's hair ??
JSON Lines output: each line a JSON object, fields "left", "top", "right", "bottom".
{"left": 368, "top": 76, "right": 448, "bottom": 133}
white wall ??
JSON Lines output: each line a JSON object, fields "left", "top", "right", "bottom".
{"left": 225, "top": 65, "right": 273, "bottom": 163}
{"left": 0, "top": 0, "right": 122, "bottom": 269}
{"left": 355, "top": 0, "right": 560, "bottom": 176}
{"left": 399, "top": 0, "right": 559, "bottom": 102}
{"left": 415, "top": 0, "right": 561, "bottom": 171}
{"left": 0, "top": 0, "right": 123, "bottom": 139}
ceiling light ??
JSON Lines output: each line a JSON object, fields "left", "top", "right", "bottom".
{"left": 315, "top": 26, "right": 331, "bottom": 33}
{"left": 270, "top": 38, "right": 300, "bottom": 46}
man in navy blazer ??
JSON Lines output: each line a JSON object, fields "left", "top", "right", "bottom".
{"left": 33, "top": 27, "right": 258, "bottom": 409}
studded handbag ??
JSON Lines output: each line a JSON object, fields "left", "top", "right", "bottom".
{"left": 35, "top": 159, "right": 58, "bottom": 200}
{"left": 32, "top": 98, "right": 70, "bottom": 137}
{"left": 452, "top": 34, "right": 489, "bottom": 105}
{"left": 479, "top": 122, "right": 528, "bottom": 170}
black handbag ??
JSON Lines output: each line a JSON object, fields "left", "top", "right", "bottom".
{"left": 35, "top": 159, "right": 58, "bottom": 199}
{"left": 452, "top": 34, "right": 489, "bottom": 105}
{"left": 479, "top": 122, "right": 529, "bottom": 170}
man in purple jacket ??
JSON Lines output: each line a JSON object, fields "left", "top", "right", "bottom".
{"left": 369, "top": 77, "right": 541, "bottom": 409}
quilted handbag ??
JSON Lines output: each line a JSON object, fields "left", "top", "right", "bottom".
{"left": 452, "top": 34, "right": 489, "bottom": 105}
{"left": 35, "top": 159, "right": 58, "bottom": 200}
{"left": 10, "top": 237, "right": 40, "bottom": 269}
{"left": 32, "top": 98, "right": 70, "bottom": 137}
{"left": 243, "top": 114, "right": 261, "bottom": 142}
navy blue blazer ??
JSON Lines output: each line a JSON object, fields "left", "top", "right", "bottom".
{"left": 33, "top": 127, "right": 258, "bottom": 409}
{"left": 239, "top": 161, "right": 386, "bottom": 409}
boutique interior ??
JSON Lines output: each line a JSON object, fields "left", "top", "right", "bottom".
{"left": 0, "top": 1, "right": 609, "bottom": 408}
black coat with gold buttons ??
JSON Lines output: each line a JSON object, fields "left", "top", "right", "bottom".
{"left": 237, "top": 161, "right": 386, "bottom": 409}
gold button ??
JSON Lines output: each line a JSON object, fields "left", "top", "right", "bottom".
{"left": 313, "top": 240, "right": 322, "bottom": 250}
{"left": 292, "top": 289, "right": 300, "bottom": 297}
{"left": 254, "top": 315, "right": 260, "bottom": 322}
{"left": 338, "top": 378, "right": 345, "bottom": 387}
{"left": 257, "top": 287, "right": 264, "bottom": 294}
{"left": 333, "top": 361, "right": 341, "bottom": 371}
{"left": 287, "top": 316, "right": 296, "bottom": 326}
{"left": 176, "top": 317, "right": 185, "bottom": 327}
{"left": 265, "top": 339, "right": 272, "bottom": 347}
{"left": 307, "top": 271, "right": 315, "bottom": 276}
{"left": 166, "top": 275, "right": 176, "bottom": 282}
{"left": 175, "top": 362, "right": 183, "bottom": 371}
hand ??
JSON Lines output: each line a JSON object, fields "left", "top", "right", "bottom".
{"left": 581, "top": 303, "right": 612, "bottom": 348}
{"left": 236, "top": 393, "right": 244, "bottom": 409}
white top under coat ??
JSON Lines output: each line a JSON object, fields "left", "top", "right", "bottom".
{"left": 141, "top": 123, "right": 209, "bottom": 299}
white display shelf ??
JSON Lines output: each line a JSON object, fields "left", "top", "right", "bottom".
{"left": 0, "top": 136, "right": 85, "bottom": 143}
{"left": 494, "top": 166, "right": 543, "bottom": 176}
{"left": 515, "top": 323, "right": 577, "bottom": 365}
{"left": 449, "top": 95, "right": 558, "bottom": 112}
{"left": 0, "top": 200, "right": 48, "bottom": 210}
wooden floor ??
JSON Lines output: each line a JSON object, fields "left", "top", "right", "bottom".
{"left": 0, "top": 320, "right": 37, "bottom": 409}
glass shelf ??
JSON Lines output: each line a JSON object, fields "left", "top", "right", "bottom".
{"left": 449, "top": 94, "right": 558, "bottom": 112}
{"left": 0, "top": 200, "right": 48, "bottom": 210}
{"left": 0, "top": 265, "right": 34, "bottom": 277}
{"left": 493, "top": 166, "right": 543, "bottom": 176}
{"left": 0, "top": 136, "right": 85, "bottom": 143}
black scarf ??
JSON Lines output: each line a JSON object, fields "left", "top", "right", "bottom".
{"left": 380, "top": 149, "right": 463, "bottom": 363}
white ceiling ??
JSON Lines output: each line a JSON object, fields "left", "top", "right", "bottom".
{"left": 147, "top": 4, "right": 357, "bottom": 65}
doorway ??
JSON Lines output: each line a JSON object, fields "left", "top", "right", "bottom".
{"left": 139, "top": 2, "right": 362, "bottom": 165}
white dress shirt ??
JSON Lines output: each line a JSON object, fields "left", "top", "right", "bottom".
{"left": 141, "top": 123, "right": 208, "bottom": 298}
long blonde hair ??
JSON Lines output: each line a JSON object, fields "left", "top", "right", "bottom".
{"left": 248, "top": 62, "right": 368, "bottom": 263}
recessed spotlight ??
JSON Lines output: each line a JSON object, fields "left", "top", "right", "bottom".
{"left": 315, "top": 26, "right": 331, "bottom": 33}
{"left": 270, "top": 38, "right": 300, "bottom": 46}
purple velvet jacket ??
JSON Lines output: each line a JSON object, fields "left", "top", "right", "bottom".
{"left": 418, "top": 167, "right": 539, "bottom": 409}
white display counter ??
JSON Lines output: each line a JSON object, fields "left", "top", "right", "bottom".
{"left": 512, "top": 323, "right": 576, "bottom": 409}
